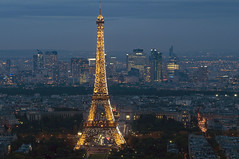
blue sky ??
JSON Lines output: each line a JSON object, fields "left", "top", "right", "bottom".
{"left": 0, "top": 0, "right": 238, "bottom": 55}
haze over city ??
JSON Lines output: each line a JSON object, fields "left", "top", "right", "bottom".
{"left": 0, "top": 0, "right": 238, "bottom": 56}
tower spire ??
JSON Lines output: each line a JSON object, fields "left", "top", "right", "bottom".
{"left": 99, "top": 0, "right": 102, "bottom": 15}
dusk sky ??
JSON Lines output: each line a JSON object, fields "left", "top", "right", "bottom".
{"left": 0, "top": 0, "right": 238, "bottom": 55}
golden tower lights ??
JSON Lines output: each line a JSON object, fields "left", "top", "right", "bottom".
{"left": 75, "top": 3, "right": 126, "bottom": 150}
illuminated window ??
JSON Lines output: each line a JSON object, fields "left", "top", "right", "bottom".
{"left": 126, "top": 115, "right": 130, "bottom": 120}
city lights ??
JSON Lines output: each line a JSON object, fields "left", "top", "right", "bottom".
{"left": 0, "top": 0, "right": 238, "bottom": 158}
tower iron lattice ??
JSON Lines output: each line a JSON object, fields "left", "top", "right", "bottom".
{"left": 75, "top": 4, "right": 126, "bottom": 150}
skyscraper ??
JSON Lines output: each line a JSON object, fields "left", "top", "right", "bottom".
{"left": 126, "top": 49, "right": 146, "bottom": 79}
{"left": 33, "top": 50, "right": 44, "bottom": 73}
{"left": 106, "top": 56, "right": 117, "bottom": 77}
{"left": 144, "top": 65, "right": 152, "bottom": 83}
{"left": 58, "top": 61, "right": 70, "bottom": 84}
{"left": 150, "top": 48, "right": 163, "bottom": 82}
{"left": 169, "top": 45, "right": 174, "bottom": 57}
{"left": 45, "top": 51, "right": 59, "bottom": 83}
{"left": 71, "top": 58, "right": 89, "bottom": 84}
{"left": 2, "top": 59, "right": 13, "bottom": 85}
{"left": 167, "top": 46, "right": 179, "bottom": 79}
{"left": 87, "top": 58, "right": 96, "bottom": 85}
{"left": 45, "top": 51, "right": 58, "bottom": 68}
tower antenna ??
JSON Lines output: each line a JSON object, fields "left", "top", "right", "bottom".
{"left": 99, "top": 0, "right": 102, "bottom": 15}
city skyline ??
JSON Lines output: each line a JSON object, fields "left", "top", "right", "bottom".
{"left": 1, "top": 1, "right": 239, "bottom": 159}
{"left": 0, "top": 0, "right": 238, "bottom": 55}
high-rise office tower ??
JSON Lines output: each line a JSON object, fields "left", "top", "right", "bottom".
{"left": 167, "top": 46, "right": 179, "bottom": 79}
{"left": 144, "top": 65, "right": 152, "bottom": 83}
{"left": 2, "top": 59, "right": 13, "bottom": 85}
{"left": 45, "top": 51, "right": 58, "bottom": 68}
{"left": 150, "top": 48, "right": 163, "bottom": 82}
{"left": 88, "top": 58, "right": 96, "bottom": 67}
{"left": 45, "top": 51, "right": 59, "bottom": 83}
{"left": 33, "top": 50, "right": 44, "bottom": 73}
{"left": 58, "top": 61, "right": 70, "bottom": 84}
{"left": 87, "top": 58, "right": 96, "bottom": 85}
{"left": 169, "top": 45, "right": 174, "bottom": 57}
{"left": 107, "top": 56, "right": 117, "bottom": 77}
{"left": 71, "top": 58, "right": 89, "bottom": 84}
{"left": 126, "top": 49, "right": 146, "bottom": 78}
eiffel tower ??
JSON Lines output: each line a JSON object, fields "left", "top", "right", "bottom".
{"left": 75, "top": 2, "right": 126, "bottom": 150}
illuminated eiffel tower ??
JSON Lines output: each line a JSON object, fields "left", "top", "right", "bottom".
{"left": 75, "top": 2, "right": 126, "bottom": 150}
